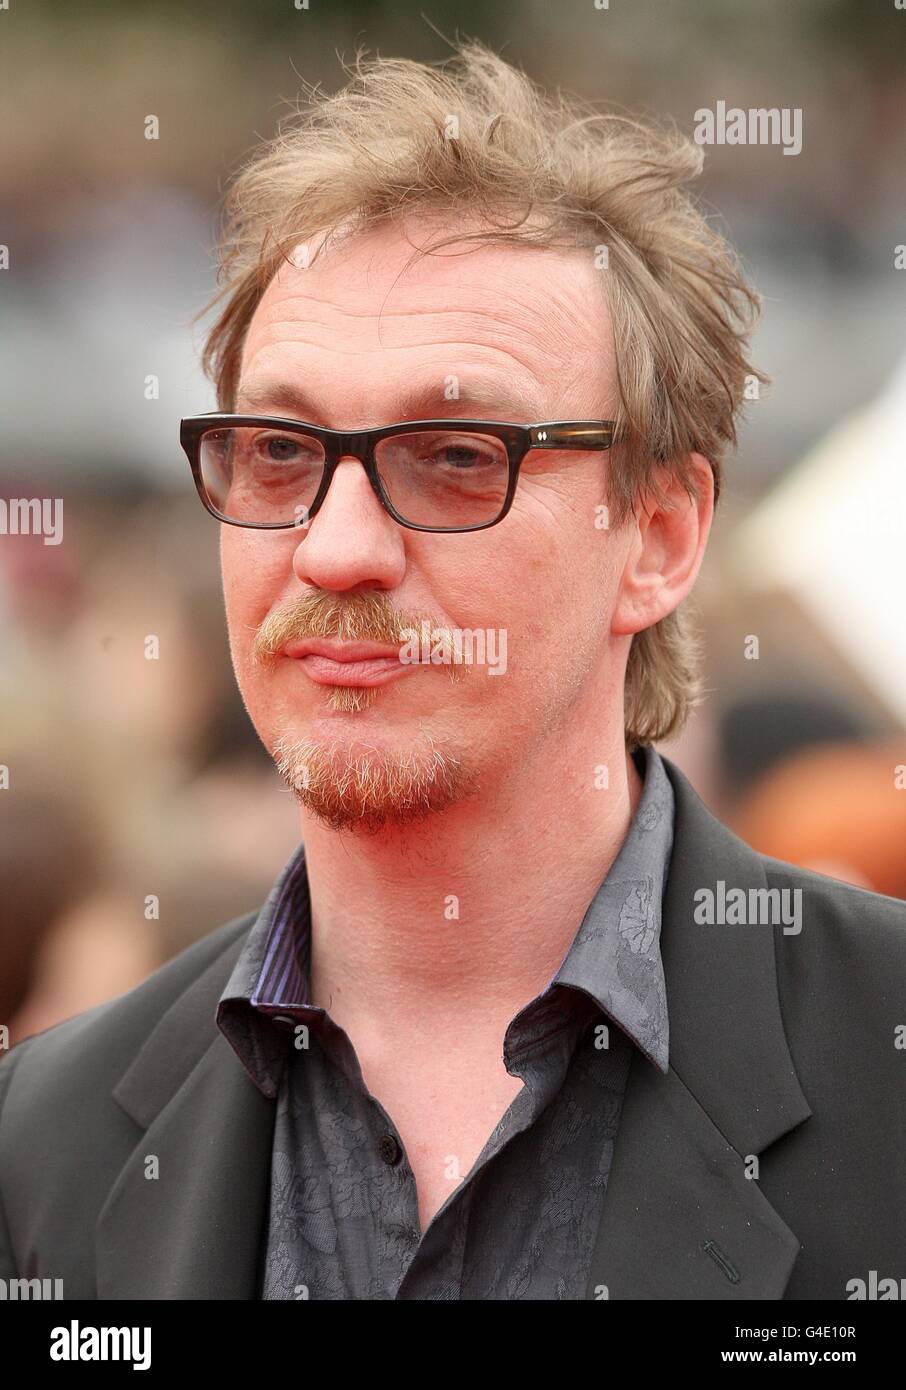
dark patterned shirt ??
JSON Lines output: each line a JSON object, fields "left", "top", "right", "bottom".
{"left": 216, "top": 743, "right": 674, "bottom": 1299}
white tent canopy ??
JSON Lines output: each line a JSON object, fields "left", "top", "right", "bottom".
{"left": 731, "top": 355, "right": 906, "bottom": 724}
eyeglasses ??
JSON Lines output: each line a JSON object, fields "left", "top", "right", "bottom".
{"left": 180, "top": 413, "right": 617, "bottom": 534}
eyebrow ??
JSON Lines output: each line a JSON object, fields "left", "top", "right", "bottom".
{"left": 233, "top": 376, "right": 551, "bottom": 425}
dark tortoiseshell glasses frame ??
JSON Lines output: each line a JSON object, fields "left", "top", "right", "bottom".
{"left": 180, "top": 413, "right": 617, "bottom": 534}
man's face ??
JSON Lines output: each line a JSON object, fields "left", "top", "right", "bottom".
{"left": 222, "top": 217, "right": 636, "bottom": 832}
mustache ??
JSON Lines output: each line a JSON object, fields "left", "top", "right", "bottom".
{"left": 251, "top": 590, "right": 462, "bottom": 669}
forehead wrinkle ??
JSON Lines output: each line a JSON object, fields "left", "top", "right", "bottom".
{"left": 246, "top": 334, "right": 555, "bottom": 392}
{"left": 256, "top": 253, "right": 608, "bottom": 361}
{"left": 258, "top": 288, "right": 587, "bottom": 332}
{"left": 246, "top": 324, "right": 549, "bottom": 377}
{"left": 250, "top": 300, "right": 595, "bottom": 378}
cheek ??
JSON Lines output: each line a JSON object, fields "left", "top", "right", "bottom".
{"left": 220, "top": 530, "right": 287, "bottom": 665}
{"left": 508, "top": 536, "right": 630, "bottom": 705}
{"left": 411, "top": 532, "right": 496, "bottom": 618}
{"left": 488, "top": 500, "right": 609, "bottom": 651}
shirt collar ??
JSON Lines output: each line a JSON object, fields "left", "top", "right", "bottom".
{"left": 216, "top": 843, "right": 312, "bottom": 1095}
{"left": 547, "top": 744, "right": 673, "bottom": 1072}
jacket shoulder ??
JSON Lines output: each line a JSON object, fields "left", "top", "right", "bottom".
{"left": 760, "top": 851, "right": 906, "bottom": 953}
{"left": 756, "top": 852, "right": 906, "bottom": 1104}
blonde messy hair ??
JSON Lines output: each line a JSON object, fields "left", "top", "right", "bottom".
{"left": 198, "top": 39, "right": 766, "bottom": 748}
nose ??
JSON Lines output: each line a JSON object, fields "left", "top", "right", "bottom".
{"left": 291, "top": 455, "right": 407, "bottom": 594}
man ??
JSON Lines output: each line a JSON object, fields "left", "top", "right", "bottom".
{"left": 1, "top": 40, "right": 904, "bottom": 1301}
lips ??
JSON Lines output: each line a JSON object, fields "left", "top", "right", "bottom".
{"left": 282, "top": 638, "right": 412, "bottom": 688}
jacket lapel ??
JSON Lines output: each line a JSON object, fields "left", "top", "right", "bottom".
{"left": 586, "top": 754, "right": 812, "bottom": 1299}
{"left": 587, "top": 1053, "right": 803, "bottom": 1299}
{"left": 96, "top": 924, "right": 275, "bottom": 1299}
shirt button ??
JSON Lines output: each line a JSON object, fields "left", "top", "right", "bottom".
{"left": 378, "top": 1133, "right": 402, "bottom": 1165}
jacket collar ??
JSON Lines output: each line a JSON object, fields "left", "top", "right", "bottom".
{"left": 658, "top": 752, "right": 810, "bottom": 1159}
{"left": 98, "top": 753, "right": 810, "bottom": 1299}
{"left": 98, "top": 925, "right": 272, "bottom": 1298}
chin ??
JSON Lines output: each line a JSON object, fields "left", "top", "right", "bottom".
{"left": 270, "top": 721, "right": 476, "bottom": 834}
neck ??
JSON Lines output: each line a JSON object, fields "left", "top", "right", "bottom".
{"left": 300, "top": 711, "right": 645, "bottom": 1049}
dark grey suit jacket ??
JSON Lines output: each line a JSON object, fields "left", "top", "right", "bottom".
{"left": 1, "top": 755, "right": 904, "bottom": 1300}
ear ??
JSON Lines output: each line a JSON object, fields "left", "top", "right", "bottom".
{"left": 611, "top": 453, "right": 714, "bottom": 638}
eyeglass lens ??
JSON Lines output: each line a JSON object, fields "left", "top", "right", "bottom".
{"left": 198, "top": 425, "right": 511, "bottom": 528}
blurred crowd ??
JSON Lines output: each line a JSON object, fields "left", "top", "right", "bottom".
{"left": 0, "top": 489, "right": 301, "bottom": 1044}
